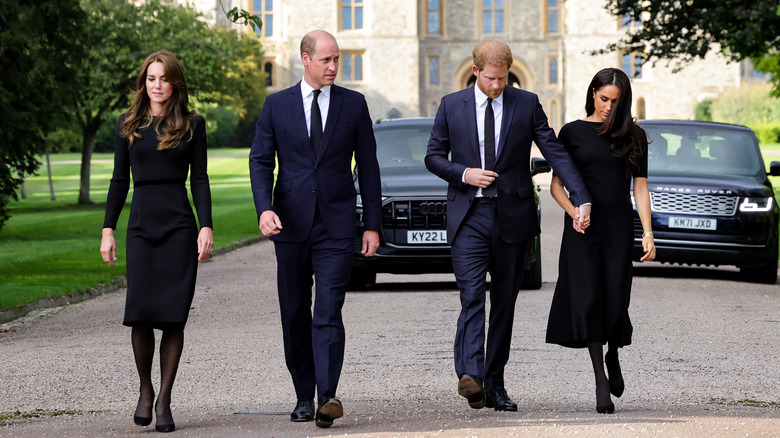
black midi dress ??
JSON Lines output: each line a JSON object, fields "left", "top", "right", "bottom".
{"left": 546, "top": 120, "right": 647, "bottom": 348}
{"left": 103, "top": 115, "right": 212, "bottom": 330}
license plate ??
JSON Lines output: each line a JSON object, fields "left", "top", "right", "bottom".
{"left": 668, "top": 216, "right": 717, "bottom": 230}
{"left": 407, "top": 230, "right": 447, "bottom": 244}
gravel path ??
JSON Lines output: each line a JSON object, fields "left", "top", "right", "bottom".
{"left": 1, "top": 190, "right": 778, "bottom": 437}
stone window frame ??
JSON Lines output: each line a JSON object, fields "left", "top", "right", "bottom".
{"left": 263, "top": 59, "right": 275, "bottom": 88}
{"left": 621, "top": 50, "right": 643, "bottom": 80}
{"left": 430, "top": 100, "right": 439, "bottom": 116}
{"left": 480, "top": 0, "right": 505, "bottom": 35}
{"left": 548, "top": 99, "right": 559, "bottom": 131}
{"left": 546, "top": 55, "right": 559, "bottom": 86}
{"left": 544, "top": 0, "right": 560, "bottom": 35}
{"left": 340, "top": 0, "right": 364, "bottom": 31}
{"left": 426, "top": 0, "right": 443, "bottom": 35}
{"left": 340, "top": 50, "right": 366, "bottom": 82}
{"left": 252, "top": 0, "right": 273, "bottom": 37}
{"left": 428, "top": 56, "right": 440, "bottom": 86}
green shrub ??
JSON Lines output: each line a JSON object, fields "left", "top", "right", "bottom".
{"left": 710, "top": 83, "right": 780, "bottom": 125}
{"left": 694, "top": 99, "right": 713, "bottom": 121}
{"left": 749, "top": 122, "right": 780, "bottom": 144}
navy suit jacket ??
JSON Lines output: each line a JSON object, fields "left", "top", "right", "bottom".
{"left": 249, "top": 82, "right": 382, "bottom": 242}
{"left": 425, "top": 86, "right": 591, "bottom": 244}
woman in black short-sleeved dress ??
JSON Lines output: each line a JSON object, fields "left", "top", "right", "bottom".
{"left": 100, "top": 51, "right": 212, "bottom": 433}
{"left": 546, "top": 68, "right": 655, "bottom": 414}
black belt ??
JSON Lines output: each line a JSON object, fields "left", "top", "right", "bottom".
{"left": 133, "top": 179, "right": 185, "bottom": 188}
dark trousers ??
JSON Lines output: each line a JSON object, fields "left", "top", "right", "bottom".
{"left": 451, "top": 198, "right": 528, "bottom": 392}
{"left": 273, "top": 210, "right": 354, "bottom": 401}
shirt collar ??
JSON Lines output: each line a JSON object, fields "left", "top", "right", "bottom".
{"left": 474, "top": 85, "right": 503, "bottom": 107}
{"left": 301, "top": 79, "right": 331, "bottom": 99}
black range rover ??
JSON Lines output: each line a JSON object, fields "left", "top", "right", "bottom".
{"left": 635, "top": 120, "right": 780, "bottom": 283}
{"left": 350, "top": 117, "right": 551, "bottom": 290}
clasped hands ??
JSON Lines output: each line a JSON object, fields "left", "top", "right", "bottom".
{"left": 465, "top": 168, "right": 592, "bottom": 233}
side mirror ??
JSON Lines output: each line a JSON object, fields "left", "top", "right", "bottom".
{"left": 531, "top": 157, "right": 551, "bottom": 177}
{"left": 769, "top": 161, "right": 780, "bottom": 177}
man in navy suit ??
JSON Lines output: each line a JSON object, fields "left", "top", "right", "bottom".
{"left": 249, "top": 30, "right": 381, "bottom": 428}
{"left": 425, "top": 41, "right": 592, "bottom": 411}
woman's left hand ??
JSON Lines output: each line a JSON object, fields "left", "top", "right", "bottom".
{"left": 197, "top": 227, "right": 214, "bottom": 262}
{"left": 640, "top": 234, "right": 656, "bottom": 262}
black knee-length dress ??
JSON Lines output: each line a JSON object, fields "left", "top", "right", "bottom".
{"left": 103, "top": 115, "right": 212, "bottom": 330}
{"left": 546, "top": 120, "right": 647, "bottom": 348}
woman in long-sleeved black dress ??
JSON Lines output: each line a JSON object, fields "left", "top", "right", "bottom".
{"left": 546, "top": 68, "right": 655, "bottom": 414}
{"left": 100, "top": 50, "right": 212, "bottom": 433}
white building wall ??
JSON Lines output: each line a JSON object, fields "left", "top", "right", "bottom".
{"left": 563, "top": 0, "right": 741, "bottom": 124}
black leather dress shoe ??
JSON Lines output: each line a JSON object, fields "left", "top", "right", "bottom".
{"left": 484, "top": 388, "right": 518, "bottom": 411}
{"left": 315, "top": 395, "right": 343, "bottom": 428}
{"left": 457, "top": 374, "right": 486, "bottom": 409}
{"left": 290, "top": 399, "right": 314, "bottom": 422}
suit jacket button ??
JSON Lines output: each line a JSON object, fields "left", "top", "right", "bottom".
{"left": 311, "top": 188, "right": 316, "bottom": 192}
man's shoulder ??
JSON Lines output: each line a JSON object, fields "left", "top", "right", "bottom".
{"left": 331, "top": 84, "right": 366, "bottom": 101}
{"left": 504, "top": 86, "right": 536, "bottom": 100}
{"left": 442, "top": 87, "right": 473, "bottom": 101}
{"left": 266, "top": 83, "right": 301, "bottom": 101}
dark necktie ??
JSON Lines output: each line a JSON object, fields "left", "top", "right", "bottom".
{"left": 310, "top": 89, "right": 322, "bottom": 155}
{"left": 483, "top": 97, "right": 497, "bottom": 197}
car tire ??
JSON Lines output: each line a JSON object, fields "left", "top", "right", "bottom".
{"left": 347, "top": 268, "right": 377, "bottom": 291}
{"left": 740, "top": 246, "right": 778, "bottom": 284}
{"left": 520, "top": 239, "right": 543, "bottom": 290}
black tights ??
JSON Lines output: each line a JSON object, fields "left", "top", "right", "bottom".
{"left": 587, "top": 342, "right": 617, "bottom": 409}
{"left": 132, "top": 325, "right": 184, "bottom": 426}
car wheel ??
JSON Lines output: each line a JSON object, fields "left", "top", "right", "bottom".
{"left": 740, "top": 250, "right": 778, "bottom": 285}
{"left": 520, "top": 239, "right": 542, "bottom": 290}
{"left": 347, "top": 268, "right": 377, "bottom": 291}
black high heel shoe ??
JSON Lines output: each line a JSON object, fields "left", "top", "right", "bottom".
{"left": 596, "top": 402, "right": 615, "bottom": 414}
{"left": 154, "top": 400, "right": 176, "bottom": 433}
{"left": 605, "top": 350, "right": 624, "bottom": 398}
{"left": 134, "top": 391, "right": 154, "bottom": 426}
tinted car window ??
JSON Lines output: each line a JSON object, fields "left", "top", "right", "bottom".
{"left": 374, "top": 126, "right": 430, "bottom": 170}
{"left": 644, "top": 125, "right": 762, "bottom": 177}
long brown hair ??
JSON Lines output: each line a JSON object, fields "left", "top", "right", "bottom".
{"left": 121, "top": 50, "right": 195, "bottom": 150}
{"left": 585, "top": 68, "right": 647, "bottom": 175}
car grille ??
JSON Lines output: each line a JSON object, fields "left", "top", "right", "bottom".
{"left": 382, "top": 200, "right": 447, "bottom": 229}
{"left": 651, "top": 193, "right": 738, "bottom": 216}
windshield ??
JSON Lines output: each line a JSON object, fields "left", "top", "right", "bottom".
{"left": 642, "top": 124, "right": 762, "bottom": 177}
{"left": 373, "top": 126, "right": 431, "bottom": 171}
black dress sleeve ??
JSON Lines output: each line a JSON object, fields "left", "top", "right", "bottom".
{"left": 102, "top": 115, "right": 131, "bottom": 229}
{"left": 189, "top": 115, "right": 213, "bottom": 229}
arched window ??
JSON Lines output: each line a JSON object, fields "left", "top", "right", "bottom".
{"left": 549, "top": 100, "right": 559, "bottom": 131}
{"left": 264, "top": 61, "right": 273, "bottom": 88}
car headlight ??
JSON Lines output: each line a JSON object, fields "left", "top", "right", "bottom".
{"left": 739, "top": 197, "right": 774, "bottom": 212}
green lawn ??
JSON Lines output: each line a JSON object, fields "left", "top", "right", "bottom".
{"left": 0, "top": 148, "right": 259, "bottom": 310}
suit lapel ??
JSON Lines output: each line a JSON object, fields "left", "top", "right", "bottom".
{"left": 496, "top": 90, "right": 515, "bottom": 161}
{"left": 289, "top": 82, "right": 317, "bottom": 163}
{"left": 317, "top": 85, "right": 341, "bottom": 163}
{"left": 460, "top": 90, "right": 480, "bottom": 166}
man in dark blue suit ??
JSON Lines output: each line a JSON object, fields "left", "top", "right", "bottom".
{"left": 425, "top": 41, "right": 592, "bottom": 411}
{"left": 249, "top": 30, "right": 381, "bottom": 428}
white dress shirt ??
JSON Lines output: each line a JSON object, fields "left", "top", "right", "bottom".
{"left": 301, "top": 80, "right": 330, "bottom": 136}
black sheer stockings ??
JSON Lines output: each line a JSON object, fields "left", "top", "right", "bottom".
{"left": 131, "top": 326, "right": 184, "bottom": 428}
{"left": 587, "top": 342, "right": 614, "bottom": 413}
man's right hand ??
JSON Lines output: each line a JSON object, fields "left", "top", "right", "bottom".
{"left": 259, "top": 210, "right": 283, "bottom": 236}
{"left": 465, "top": 168, "right": 499, "bottom": 188}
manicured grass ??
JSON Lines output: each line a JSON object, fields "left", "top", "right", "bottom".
{"left": 0, "top": 148, "right": 259, "bottom": 311}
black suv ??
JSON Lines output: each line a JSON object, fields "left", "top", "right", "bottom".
{"left": 350, "top": 117, "right": 551, "bottom": 290}
{"left": 635, "top": 120, "right": 780, "bottom": 283}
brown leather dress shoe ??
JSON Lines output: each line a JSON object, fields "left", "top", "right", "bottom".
{"left": 315, "top": 395, "right": 343, "bottom": 428}
{"left": 457, "top": 374, "right": 486, "bottom": 409}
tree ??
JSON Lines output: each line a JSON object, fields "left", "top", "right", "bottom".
{"left": 0, "top": 0, "right": 84, "bottom": 229}
{"left": 604, "top": 0, "right": 780, "bottom": 93}
{"left": 68, "top": 0, "right": 265, "bottom": 204}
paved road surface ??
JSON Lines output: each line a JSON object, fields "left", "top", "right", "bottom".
{"left": 1, "top": 189, "right": 779, "bottom": 437}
